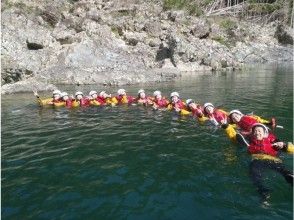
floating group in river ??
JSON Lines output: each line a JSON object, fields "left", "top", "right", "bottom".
{"left": 34, "top": 88, "right": 294, "bottom": 204}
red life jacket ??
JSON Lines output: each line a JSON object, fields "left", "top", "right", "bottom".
{"left": 137, "top": 97, "right": 152, "bottom": 105}
{"left": 248, "top": 133, "right": 278, "bottom": 157}
{"left": 206, "top": 109, "right": 227, "bottom": 123}
{"left": 79, "top": 98, "right": 90, "bottom": 107}
{"left": 116, "top": 95, "right": 135, "bottom": 104}
{"left": 65, "top": 99, "right": 73, "bottom": 108}
{"left": 97, "top": 96, "right": 107, "bottom": 105}
{"left": 191, "top": 106, "right": 204, "bottom": 117}
{"left": 154, "top": 98, "right": 169, "bottom": 108}
{"left": 172, "top": 100, "right": 186, "bottom": 110}
{"left": 237, "top": 115, "right": 258, "bottom": 132}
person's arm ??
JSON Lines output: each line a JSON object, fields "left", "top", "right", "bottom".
{"left": 221, "top": 123, "right": 237, "bottom": 143}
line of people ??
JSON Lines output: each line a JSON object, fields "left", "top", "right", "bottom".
{"left": 34, "top": 88, "right": 294, "bottom": 203}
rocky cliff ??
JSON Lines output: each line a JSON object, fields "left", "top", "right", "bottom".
{"left": 1, "top": 0, "right": 293, "bottom": 94}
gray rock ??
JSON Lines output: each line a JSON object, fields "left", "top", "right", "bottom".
{"left": 190, "top": 18, "right": 211, "bottom": 39}
{"left": 143, "top": 21, "right": 161, "bottom": 37}
{"left": 274, "top": 24, "right": 293, "bottom": 45}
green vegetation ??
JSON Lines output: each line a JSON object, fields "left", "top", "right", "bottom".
{"left": 211, "top": 36, "right": 230, "bottom": 47}
{"left": 247, "top": 3, "right": 282, "bottom": 13}
{"left": 220, "top": 19, "right": 237, "bottom": 30}
{"left": 1, "top": 0, "right": 37, "bottom": 14}
{"left": 163, "top": 0, "right": 203, "bottom": 16}
{"left": 111, "top": 26, "right": 123, "bottom": 37}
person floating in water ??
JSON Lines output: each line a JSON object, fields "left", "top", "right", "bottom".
{"left": 248, "top": 123, "right": 293, "bottom": 202}
{"left": 73, "top": 91, "right": 90, "bottom": 107}
{"left": 112, "top": 89, "right": 136, "bottom": 105}
{"left": 228, "top": 110, "right": 276, "bottom": 136}
{"left": 97, "top": 91, "right": 112, "bottom": 105}
{"left": 34, "top": 90, "right": 63, "bottom": 106}
{"left": 185, "top": 99, "right": 207, "bottom": 122}
{"left": 136, "top": 89, "right": 153, "bottom": 106}
{"left": 152, "top": 90, "right": 169, "bottom": 110}
{"left": 88, "top": 90, "right": 101, "bottom": 106}
{"left": 60, "top": 92, "right": 73, "bottom": 108}
{"left": 203, "top": 103, "right": 228, "bottom": 126}
{"left": 221, "top": 122, "right": 293, "bottom": 203}
{"left": 168, "top": 92, "right": 190, "bottom": 115}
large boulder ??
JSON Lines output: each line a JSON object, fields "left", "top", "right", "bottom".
{"left": 274, "top": 24, "right": 293, "bottom": 45}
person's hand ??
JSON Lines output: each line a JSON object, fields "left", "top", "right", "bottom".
{"left": 220, "top": 118, "right": 227, "bottom": 125}
{"left": 272, "top": 142, "right": 285, "bottom": 150}
{"left": 152, "top": 103, "right": 158, "bottom": 110}
{"left": 33, "top": 90, "right": 39, "bottom": 97}
{"left": 174, "top": 107, "right": 181, "bottom": 112}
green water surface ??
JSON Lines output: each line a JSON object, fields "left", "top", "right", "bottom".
{"left": 2, "top": 64, "right": 293, "bottom": 219}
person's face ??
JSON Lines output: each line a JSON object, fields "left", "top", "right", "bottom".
{"left": 91, "top": 93, "right": 98, "bottom": 99}
{"left": 205, "top": 106, "right": 214, "bottom": 114}
{"left": 155, "top": 94, "right": 162, "bottom": 100}
{"left": 189, "top": 103, "right": 196, "bottom": 109}
{"left": 172, "top": 96, "right": 179, "bottom": 103}
{"left": 53, "top": 94, "right": 60, "bottom": 100}
{"left": 63, "top": 95, "right": 69, "bottom": 101}
{"left": 76, "top": 94, "right": 83, "bottom": 100}
{"left": 139, "top": 93, "right": 146, "bottom": 99}
{"left": 231, "top": 113, "right": 242, "bottom": 123}
{"left": 253, "top": 127, "right": 265, "bottom": 141}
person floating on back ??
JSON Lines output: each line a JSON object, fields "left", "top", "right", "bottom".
{"left": 34, "top": 90, "right": 63, "bottom": 107}
{"left": 152, "top": 90, "right": 169, "bottom": 110}
{"left": 97, "top": 91, "right": 112, "bottom": 105}
{"left": 112, "top": 89, "right": 135, "bottom": 105}
{"left": 246, "top": 124, "right": 293, "bottom": 203}
{"left": 203, "top": 103, "right": 228, "bottom": 126}
{"left": 136, "top": 89, "right": 153, "bottom": 106}
{"left": 168, "top": 92, "right": 190, "bottom": 115}
{"left": 73, "top": 91, "right": 90, "bottom": 107}
{"left": 185, "top": 99, "right": 207, "bottom": 122}
{"left": 228, "top": 110, "right": 276, "bottom": 137}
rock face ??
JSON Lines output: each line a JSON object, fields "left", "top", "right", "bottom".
{"left": 1, "top": 0, "right": 293, "bottom": 94}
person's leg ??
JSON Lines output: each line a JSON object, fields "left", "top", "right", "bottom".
{"left": 267, "top": 160, "right": 293, "bottom": 186}
{"left": 249, "top": 160, "right": 270, "bottom": 200}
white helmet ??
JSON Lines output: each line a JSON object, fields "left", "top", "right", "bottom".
{"left": 75, "top": 91, "right": 83, "bottom": 96}
{"left": 153, "top": 90, "right": 161, "bottom": 97}
{"left": 99, "top": 91, "right": 106, "bottom": 97}
{"left": 61, "top": 92, "right": 68, "bottom": 97}
{"left": 53, "top": 90, "right": 61, "bottom": 95}
{"left": 252, "top": 123, "right": 269, "bottom": 135}
{"left": 203, "top": 103, "right": 214, "bottom": 109}
{"left": 170, "top": 92, "right": 180, "bottom": 98}
{"left": 117, "top": 89, "right": 126, "bottom": 95}
{"left": 138, "top": 89, "right": 145, "bottom": 94}
{"left": 186, "top": 99, "right": 194, "bottom": 105}
{"left": 229, "top": 110, "right": 243, "bottom": 117}
{"left": 89, "top": 90, "right": 97, "bottom": 96}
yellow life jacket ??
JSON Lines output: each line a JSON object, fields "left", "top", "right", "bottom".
{"left": 286, "top": 142, "right": 294, "bottom": 154}
{"left": 72, "top": 100, "right": 80, "bottom": 107}
{"left": 106, "top": 98, "right": 113, "bottom": 105}
{"left": 224, "top": 124, "right": 237, "bottom": 142}
{"left": 121, "top": 95, "right": 128, "bottom": 104}
{"left": 90, "top": 100, "right": 101, "bottom": 106}
{"left": 251, "top": 115, "right": 269, "bottom": 124}
{"left": 180, "top": 109, "right": 191, "bottom": 116}
{"left": 198, "top": 116, "right": 209, "bottom": 124}
{"left": 111, "top": 97, "right": 118, "bottom": 105}
{"left": 251, "top": 154, "right": 282, "bottom": 163}
{"left": 53, "top": 102, "right": 65, "bottom": 107}
{"left": 37, "top": 97, "right": 53, "bottom": 106}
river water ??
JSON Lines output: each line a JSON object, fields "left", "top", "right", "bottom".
{"left": 2, "top": 64, "right": 293, "bottom": 219}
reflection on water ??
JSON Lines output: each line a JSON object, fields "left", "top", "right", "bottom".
{"left": 2, "top": 64, "right": 293, "bottom": 219}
